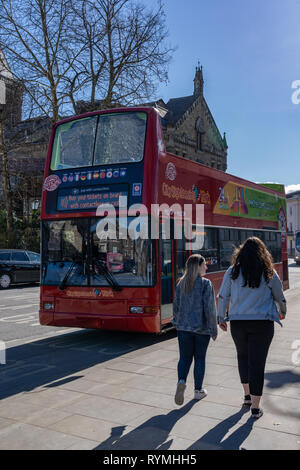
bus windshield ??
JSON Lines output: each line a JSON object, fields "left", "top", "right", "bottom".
{"left": 50, "top": 112, "right": 147, "bottom": 170}
{"left": 41, "top": 217, "right": 155, "bottom": 287}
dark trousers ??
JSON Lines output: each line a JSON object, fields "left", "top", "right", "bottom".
{"left": 230, "top": 320, "right": 274, "bottom": 396}
{"left": 177, "top": 330, "right": 210, "bottom": 390}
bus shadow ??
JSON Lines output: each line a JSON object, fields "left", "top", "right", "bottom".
{"left": 0, "top": 328, "right": 177, "bottom": 401}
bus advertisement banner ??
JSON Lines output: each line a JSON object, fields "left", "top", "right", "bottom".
{"left": 214, "top": 181, "right": 287, "bottom": 231}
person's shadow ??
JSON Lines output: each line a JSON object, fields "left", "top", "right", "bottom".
{"left": 94, "top": 400, "right": 197, "bottom": 450}
{"left": 94, "top": 403, "right": 254, "bottom": 450}
{"left": 265, "top": 370, "right": 300, "bottom": 389}
{"left": 188, "top": 407, "right": 254, "bottom": 450}
{"left": 264, "top": 369, "right": 300, "bottom": 419}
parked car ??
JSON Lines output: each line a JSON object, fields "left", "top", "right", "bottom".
{"left": 0, "top": 249, "right": 41, "bottom": 289}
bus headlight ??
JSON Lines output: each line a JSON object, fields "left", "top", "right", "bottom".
{"left": 129, "top": 306, "right": 143, "bottom": 314}
{"left": 43, "top": 302, "right": 54, "bottom": 310}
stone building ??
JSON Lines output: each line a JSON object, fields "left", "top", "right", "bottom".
{"left": 158, "top": 66, "right": 228, "bottom": 170}
{"left": 0, "top": 51, "right": 23, "bottom": 127}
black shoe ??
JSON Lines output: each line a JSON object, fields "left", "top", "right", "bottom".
{"left": 243, "top": 394, "right": 252, "bottom": 407}
{"left": 251, "top": 408, "right": 263, "bottom": 419}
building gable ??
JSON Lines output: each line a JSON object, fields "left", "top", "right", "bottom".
{"left": 161, "top": 66, "right": 227, "bottom": 171}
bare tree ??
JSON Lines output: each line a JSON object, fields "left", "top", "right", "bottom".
{"left": 0, "top": 0, "right": 173, "bottom": 117}
{"left": 0, "top": 107, "right": 13, "bottom": 235}
{"left": 0, "top": 0, "right": 83, "bottom": 121}
{"left": 71, "top": 0, "right": 174, "bottom": 111}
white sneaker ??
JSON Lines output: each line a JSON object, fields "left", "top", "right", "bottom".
{"left": 175, "top": 381, "right": 186, "bottom": 406}
{"left": 194, "top": 389, "right": 207, "bottom": 400}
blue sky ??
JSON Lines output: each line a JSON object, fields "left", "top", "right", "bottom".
{"left": 156, "top": 0, "right": 300, "bottom": 192}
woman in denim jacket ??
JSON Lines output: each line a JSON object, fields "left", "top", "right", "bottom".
{"left": 217, "top": 237, "right": 287, "bottom": 419}
{"left": 173, "top": 254, "right": 217, "bottom": 406}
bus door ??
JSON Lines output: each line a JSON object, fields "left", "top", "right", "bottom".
{"left": 160, "top": 219, "right": 177, "bottom": 323}
{"left": 160, "top": 238, "right": 176, "bottom": 322}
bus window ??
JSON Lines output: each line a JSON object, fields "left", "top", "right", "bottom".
{"left": 240, "top": 230, "right": 247, "bottom": 243}
{"left": 219, "top": 228, "right": 235, "bottom": 270}
{"left": 262, "top": 231, "right": 281, "bottom": 263}
{"left": 94, "top": 112, "right": 147, "bottom": 165}
{"left": 51, "top": 117, "right": 98, "bottom": 170}
{"left": 42, "top": 219, "right": 88, "bottom": 286}
{"left": 230, "top": 229, "right": 239, "bottom": 241}
{"left": 90, "top": 217, "right": 155, "bottom": 286}
{"left": 254, "top": 231, "right": 263, "bottom": 240}
{"left": 192, "top": 227, "right": 219, "bottom": 272}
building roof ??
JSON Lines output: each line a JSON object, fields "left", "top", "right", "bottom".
{"left": 163, "top": 95, "right": 196, "bottom": 126}
{"left": 287, "top": 190, "right": 300, "bottom": 199}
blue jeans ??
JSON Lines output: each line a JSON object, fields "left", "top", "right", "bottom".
{"left": 177, "top": 330, "right": 210, "bottom": 390}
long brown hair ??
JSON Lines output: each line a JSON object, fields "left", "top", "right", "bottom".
{"left": 177, "top": 254, "right": 205, "bottom": 295}
{"left": 231, "top": 237, "right": 274, "bottom": 288}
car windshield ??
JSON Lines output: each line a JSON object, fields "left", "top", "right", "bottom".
{"left": 41, "top": 217, "right": 155, "bottom": 287}
{"left": 50, "top": 112, "right": 147, "bottom": 170}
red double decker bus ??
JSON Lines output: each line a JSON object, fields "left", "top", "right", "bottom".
{"left": 40, "top": 107, "right": 289, "bottom": 333}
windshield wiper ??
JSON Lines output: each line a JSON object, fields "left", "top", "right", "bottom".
{"left": 59, "top": 258, "right": 83, "bottom": 291}
{"left": 94, "top": 259, "right": 121, "bottom": 292}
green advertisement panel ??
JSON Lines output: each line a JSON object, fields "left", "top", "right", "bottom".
{"left": 214, "top": 181, "right": 287, "bottom": 231}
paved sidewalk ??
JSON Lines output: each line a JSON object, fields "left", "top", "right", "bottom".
{"left": 0, "top": 286, "right": 299, "bottom": 450}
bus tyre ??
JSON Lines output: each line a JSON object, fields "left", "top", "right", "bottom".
{"left": 0, "top": 273, "right": 11, "bottom": 289}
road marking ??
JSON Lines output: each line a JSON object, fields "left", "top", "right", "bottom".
{"left": 4, "top": 294, "right": 39, "bottom": 300}
{"left": 0, "top": 303, "right": 39, "bottom": 311}
{"left": 5, "top": 328, "right": 80, "bottom": 345}
{"left": 0, "top": 313, "right": 38, "bottom": 324}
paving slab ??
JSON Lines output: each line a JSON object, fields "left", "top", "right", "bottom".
{"left": 61, "top": 395, "right": 153, "bottom": 425}
{"left": 49, "top": 414, "right": 125, "bottom": 442}
{"left": 0, "top": 422, "right": 94, "bottom": 450}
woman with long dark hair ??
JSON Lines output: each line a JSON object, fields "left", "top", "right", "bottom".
{"left": 173, "top": 254, "right": 218, "bottom": 406}
{"left": 217, "top": 237, "right": 287, "bottom": 419}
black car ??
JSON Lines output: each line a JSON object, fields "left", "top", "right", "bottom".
{"left": 0, "top": 249, "right": 41, "bottom": 289}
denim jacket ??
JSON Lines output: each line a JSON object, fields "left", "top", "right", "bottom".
{"left": 217, "top": 266, "right": 287, "bottom": 326}
{"left": 173, "top": 276, "right": 218, "bottom": 340}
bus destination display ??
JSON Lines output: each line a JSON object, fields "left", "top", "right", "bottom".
{"left": 57, "top": 184, "right": 128, "bottom": 211}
